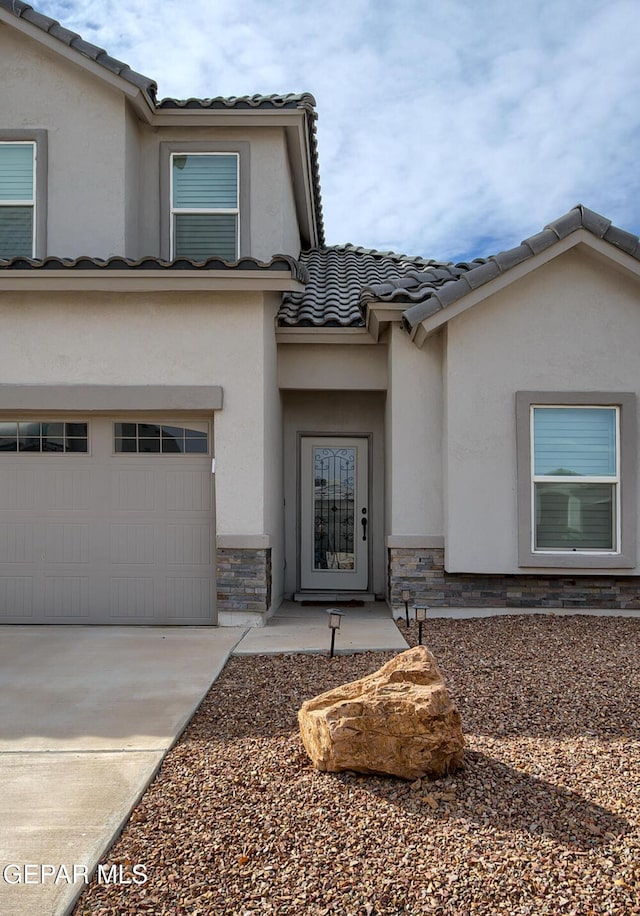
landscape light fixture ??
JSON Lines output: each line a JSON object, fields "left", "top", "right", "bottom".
{"left": 326, "top": 609, "right": 343, "bottom": 658}
{"left": 415, "top": 605, "right": 429, "bottom": 645}
{"left": 401, "top": 589, "right": 411, "bottom": 626}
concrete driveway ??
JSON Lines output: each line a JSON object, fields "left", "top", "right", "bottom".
{"left": 0, "top": 625, "right": 244, "bottom": 916}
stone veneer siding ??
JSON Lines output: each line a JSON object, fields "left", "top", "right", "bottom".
{"left": 388, "top": 547, "right": 640, "bottom": 610}
{"left": 216, "top": 548, "right": 272, "bottom": 615}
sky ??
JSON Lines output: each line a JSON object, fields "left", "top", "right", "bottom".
{"left": 34, "top": 0, "right": 640, "bottom": 261}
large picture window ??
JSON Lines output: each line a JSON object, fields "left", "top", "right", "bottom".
{"left": 0, "top": 142, "right": 35, "bottom": 259}
{"left": 516, "top": 392, "right": 636, "bottom": 569}
{"left": 170, "top": 153, "right": 239, "bottom": 261}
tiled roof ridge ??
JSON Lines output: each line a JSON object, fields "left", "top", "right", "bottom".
{"left": 0, "top": 0, "right": 158, "bottom": 99}
{"left": 0, "top": 253, "right": 307, "bottom": 281}
{"left": 156, "top": 92, "right": 317, "bottom": 110}
{"left": 301, "top": 242, "right": 444, "bottom": 267}
{"left": 399, "top": 205, "right": 640, "bottom": 332}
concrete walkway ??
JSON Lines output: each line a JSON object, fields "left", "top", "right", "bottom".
{"left": 234, "top": 601, "right": 408, "bottom": 655}
{"left": 0, "top": 604, "right": 405, "bottom": 915}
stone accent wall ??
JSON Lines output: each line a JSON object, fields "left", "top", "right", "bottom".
{"left": 388, "top": 547, "right": 640, "bottom": 610}
{"left": 216, "top": 548, "right": 272, "bottom": 615}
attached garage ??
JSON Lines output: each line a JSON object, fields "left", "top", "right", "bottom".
{"left": 0, "top": 388, "right": 222, "bottom": 625}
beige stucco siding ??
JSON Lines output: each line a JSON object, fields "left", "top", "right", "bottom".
{"left": 124, "top": 106, "right": 142, "bottom": 259}
{"left": 262, "top": 294, "right": 285, "bottom": 607}
{"left": 0, "top": 22, "right": 129, "bottom": 257}
{"left": 444, "top": 247, "right": 640, "bottom": 574}
{"left": 0, "top": 290, "right": 280, "bottom": 546}
{"left": 385, "top": 324, "right": 443, "bottom": 540}
{"left": 278, "top": 343, "right": 387, "bottom": 390}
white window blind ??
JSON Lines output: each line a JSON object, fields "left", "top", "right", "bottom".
{"left": 0, "top": 143, "right": 35, "bottom": 259}
{"left": 171, "top": 153, "right": 238, "bottom": 260}
{"left": 532, "top": 406, "right": 619, "bottom": 552}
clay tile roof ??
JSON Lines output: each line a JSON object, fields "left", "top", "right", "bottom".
{"left": 0, "top": 0, "right": 159, "bottom": 99}
{"left": 277, "top": 245, "right": 444, "bottom": 327}
{"left": 0, "top": 253, "right": 307, "bottom": 280}
{"left": 400, "top": 205, "right": 640, "bottom": 332}
{"left": 279, "top": 205, "right": 640, "bottom": 330}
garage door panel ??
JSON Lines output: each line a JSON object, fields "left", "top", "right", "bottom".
{"left": 43, "top": 576, "right": 90, "bottom": 618}
{"left": 109, "top": 577, "right": 156, "bottom": 619}
{"left": 165, "top": 524, "right": 212, "bottom": 566}
{"left": 109, "top": 523, "right": 157, "bottom": 565}
{"left": 0, "top": 523, "right": 37, "bottom": 563}
{"left": 0, "top": 416, "right": 215, "bottom": 624}
{"left": 0, "top": 577, "right": 33, "bottom": 618}
{"left": 0, "top": 469, "right": 40, "bottom": 509}
{"left": 44, "top": 524, "right": 90, "bottom": 564}
{"left": 110, "top": 470, "right": 158, "bottom": 512}
{"left": 44, "top": 468, "right": 92, "bottom": 511}
{"left": 165, "top": 577, "right": 212, "bottom": 620}
{"left": 166, "top": 470, "right": 212, "bottom": 512}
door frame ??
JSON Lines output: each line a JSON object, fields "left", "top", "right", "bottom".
{"left": 297, "top": 432, "right": 372, "bottom": 592}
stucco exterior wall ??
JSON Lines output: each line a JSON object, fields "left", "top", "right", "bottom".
{"left": 444, "top": 247, "right": 640, "bottom": 575}
{"left": 262, "top": 294, "right": 285, "bottom": 610}
{"left": 0, "top": 22, "right": 128, "bottom": 257}
{"left": 124, "top": 106, "right": 142, "bottom": 259}
{"left": 282, "top": 390, "right": 386, "bottom": 597}
{"left": 0, "top": 289, "right": 279, "bottom": 544}
{"left": 278, "top": 343, "right": 387, "bottom": 390}
{"left": 385, "top": 324, "right": 443, "bottom": 539}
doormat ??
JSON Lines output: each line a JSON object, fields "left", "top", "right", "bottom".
{"left": 300, "top": 600, "right": 365, "bottom": 607}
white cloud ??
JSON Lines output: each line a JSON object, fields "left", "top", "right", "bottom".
{"left": 36, "top": 0, "right": 640, "bottom": 259}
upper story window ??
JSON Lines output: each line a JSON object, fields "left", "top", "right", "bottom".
{"left": 170, "top": 153, "right": 239, "bottom": 261}
{"left": 0, "top": 142, "right": 36, "bottom": 259}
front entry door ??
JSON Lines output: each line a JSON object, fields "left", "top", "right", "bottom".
{"left": 300, "top": 437, "right": 369, "bottom": 590}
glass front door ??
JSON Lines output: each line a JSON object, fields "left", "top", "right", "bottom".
{"left": 300, "top": 437, "right": 369, "bottom": 590}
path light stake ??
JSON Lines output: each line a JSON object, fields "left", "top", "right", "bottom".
{"left": 401, "top": 589, "right": 410, "bottom": 627}
{"left": 326, "top": 609, "right": 343, "bottom": 658}
{"left": 415, "top": 605, "right": 429, "bottom": 646}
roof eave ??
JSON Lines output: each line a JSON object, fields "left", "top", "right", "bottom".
{"left": 364, "top": 300, "right": 407, "bottom": 342}
{"left": 405, "top": 230, "right": 640, "bottom": 348}
{"left": 0, "top": 269, "right": 305, "bottom": 293}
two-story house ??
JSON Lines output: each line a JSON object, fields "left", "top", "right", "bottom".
{"left": 1, "top": 0, "right": 639, "bottom": 626}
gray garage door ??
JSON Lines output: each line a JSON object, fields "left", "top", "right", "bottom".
{"left": 0, "top": 417, "right": 215, "bottom": 624}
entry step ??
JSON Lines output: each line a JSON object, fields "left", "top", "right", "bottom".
{"left": 293, "top": 592, "right": 376, "bottom": 604}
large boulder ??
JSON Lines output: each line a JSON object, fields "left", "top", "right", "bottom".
{"left": 298, "top": 645, "right": 464, "bottom": 780}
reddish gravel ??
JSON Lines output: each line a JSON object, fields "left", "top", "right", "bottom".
{"left": 74, "top": 614, "right": 639, "bottom": 915}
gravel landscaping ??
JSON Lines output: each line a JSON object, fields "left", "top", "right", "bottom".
{"left": 74, "top": 615, "right": 639, "bottom": 915}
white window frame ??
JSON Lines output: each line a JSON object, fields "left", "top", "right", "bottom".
{"left": 169, "top": 152, "right": 240, "bottom": 260}
{"left": 516, "top": 391, "right": 636, "bottom": 570}
{"left": 0, "top": 140, "right": 37, "bottom": 258}
{"left": 530, "top": 404, "right": 620, "bottom": 556}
